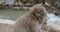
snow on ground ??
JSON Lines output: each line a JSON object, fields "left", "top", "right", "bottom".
{"left": 0, "top": 19, "right": 16, "bottom": 25}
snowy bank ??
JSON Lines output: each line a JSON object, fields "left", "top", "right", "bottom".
{"left": 0, "top": 19, "right": 16, "bottom": 25}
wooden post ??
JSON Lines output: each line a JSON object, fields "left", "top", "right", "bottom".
{"left": 42, "top": 0, "right": 45, "bottom": 4}
{"left": 42, "top": 0, "right": 46, "bottom": 7}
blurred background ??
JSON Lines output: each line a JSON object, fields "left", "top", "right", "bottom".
{"left": 0, "top": 0, "right": 60, "bottom": 32}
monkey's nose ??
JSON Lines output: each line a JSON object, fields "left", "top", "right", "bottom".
{"left": 36, "top": 14, "right": 41, "bottom": 16}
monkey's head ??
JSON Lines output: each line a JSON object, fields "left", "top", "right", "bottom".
{"left": 29, "top": 5, "right": 47, "bottom": 23}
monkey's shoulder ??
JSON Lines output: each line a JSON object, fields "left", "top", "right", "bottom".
{"left": 16, "top": 14, "right": 30, "bottom": 24}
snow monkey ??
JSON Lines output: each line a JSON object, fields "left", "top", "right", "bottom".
{"left": 14, "top": 4, "right": 47, "bottom": 32}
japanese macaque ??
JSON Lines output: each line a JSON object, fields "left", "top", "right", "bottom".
{"left": 14, "top": 4, "right": 47, "bottom": 32}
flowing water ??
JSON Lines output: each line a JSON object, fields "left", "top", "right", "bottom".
{"left": 47, "top": 13, "right": 60, "bottom": 24}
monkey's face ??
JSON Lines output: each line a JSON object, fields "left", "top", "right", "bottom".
{"left": 30, "top": 5, "right": 46, "bottom": 21}
{"left": 33, "top": 8, "right": 45, "bottom": 18}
